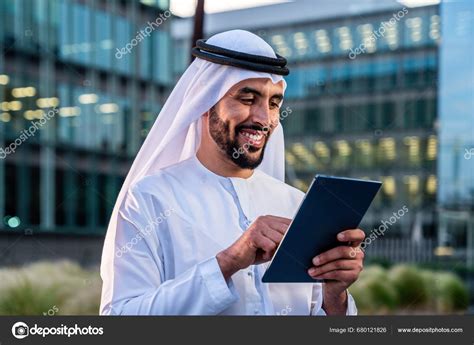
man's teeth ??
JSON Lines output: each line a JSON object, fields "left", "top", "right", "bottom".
{"left": 241, "top": 132, "right": 263, "bottom": 141}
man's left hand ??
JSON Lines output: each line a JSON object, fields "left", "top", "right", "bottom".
{"left": 307, "top": 228, "right": 365, "bottom": 314}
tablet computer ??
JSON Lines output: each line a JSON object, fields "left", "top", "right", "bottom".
{"left": 262, "top": 175, "right": 382, "bottom": 283}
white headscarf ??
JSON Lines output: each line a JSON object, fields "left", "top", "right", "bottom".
{"left": 100, "top": 30, "right": 287, "bottom": 279}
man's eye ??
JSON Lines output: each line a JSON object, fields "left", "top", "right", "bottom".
{"left": 241, "top": 98, "right": 254, "bottom": 104}
{"left": 270, "top": 102, "right": 280, "bottom": 109}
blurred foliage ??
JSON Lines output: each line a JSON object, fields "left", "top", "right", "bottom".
{"left": 365, "top": 259, "right": 474, "bottom": 276}
{"left": 364, "top": 257, "right": 392, "bottom": 269}
{"left": 0, "top": 261, "right": 101, "bottom": 315}
{"left": 0, "top": 261, "right": 469, "bottom": 315}
{"left": 349, "top": 264, "right": 470, "bottom": 315}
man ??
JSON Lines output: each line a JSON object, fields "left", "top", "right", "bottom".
{"left": 100, "top": 30, "right": 365, "bottom": 315}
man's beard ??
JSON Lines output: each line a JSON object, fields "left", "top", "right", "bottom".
{"left": 208, "top": 106, "right": 269, "bottom": 170}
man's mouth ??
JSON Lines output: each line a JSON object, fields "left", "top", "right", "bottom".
{"left": 237, "top": 128, "right": 266, "bottom": 148}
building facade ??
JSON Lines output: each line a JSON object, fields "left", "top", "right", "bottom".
{"left": 437, "top": 0, "right": 474, "bottom": 267}
{"left": 0, "top": 0, "right": 172, "bottom": 250}
{"left": 173, "top": 0, "right": 440, "bottom": 243}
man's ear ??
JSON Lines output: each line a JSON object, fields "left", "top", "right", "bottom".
{"left": 200, "top": 112, "right": 209, "bottom": 130}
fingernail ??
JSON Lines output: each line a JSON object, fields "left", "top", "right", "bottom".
{"left": 308, "top": 268, "right": 316, "bottom": 275}
{"left": 313, "top": 256, "right": 320, "bottom": 265}
{"left": 338, "top": 233, "right": 345, "bottom": 241}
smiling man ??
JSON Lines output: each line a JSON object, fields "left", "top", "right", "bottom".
{"left": 100, "top": 30, "right": 365, "bottom": 315}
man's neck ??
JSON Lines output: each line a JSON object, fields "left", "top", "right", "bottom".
{"left": 196, "top": 149, "right": 254, "bottom": 179}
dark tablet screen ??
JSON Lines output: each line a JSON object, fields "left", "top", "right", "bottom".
{"left": 262, "top": 175, "right": 382, "bottom": 283}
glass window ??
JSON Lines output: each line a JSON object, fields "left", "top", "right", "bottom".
{"left": 13, "top": 0, "right": 24, "bottom": 48}
{"left": 1, "top": 1, "right": 15, "bottom": 45}
{"left": 380, "top": 101, "right": 396, "bottom": 129}
{"left": 173, "top": 39, "right": 190, "bottom": 77}
{"left": 374, "top": 57, "right": 397, "bottom": 89}
{"left": 354, "top": 139, "right": 374, "bottom": 168}
{"left": 380, "top": 19, "right": 400, "bottom": 51}
{"left": 284, "top": 68, "right": 303, "bottom": 99}
{"left": 114, "top": 16, "right": 132, "bottom": 75}
{"left": 282, "top": 109, "right": 304, "bottom": 135}
{"left": 313, "top": 26, "right": 333, "bottom": 57}
{"left": 153, "top": 30, "right": 172, "bottom": 84}
{"left": 403, "top": 54, "right": 431, "bottom": 86}
{"left": 95, "top": 10, "right": 113, "bottom": 70}
{"left": 270, "top": 32, "right": 292, "bottom": 59}
{"left": 57, "top": 83, "right": 73, "bottom": 144}
{"left": 331, "top": 139, "right": 352, "bottom": 171}
{"left": 72, "top": 3, "right": 92, "bottom": 64}
{"left": 139, "top": 27, "right": 152, "bottom": 79}
{"left": 333, "top": 23, "right": 354, "bottom": 56}
{"left": 356, "top": 22, "right": 377, "bottom": 55}
{"left": 140, "top": 103, "right": 160, "bottom": 140}
{"left": 330, "top": 62, "right": 350, "bottom": 93}
{"left": 305, "top": 106, "right": 321, "bottom": 133}
{"left": 95, "top": 93, "right": 126, "bottom": 152}
{"left": 429, "top": 13, "right": 441, "bottom": 44}
{"left": 348, "top": 59, "right": 373, "bottom": 93}
{"left": 403, "top": 12, "right": 430, "bottom": 47}
{"left": 58, "top": 0, "right": 72, "bottom": 61}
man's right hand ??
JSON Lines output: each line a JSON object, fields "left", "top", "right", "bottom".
{"left": 216, "top": 215, "right": 291, "bottom": 280}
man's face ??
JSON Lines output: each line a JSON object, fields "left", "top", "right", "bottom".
{"left": 206, "top": 78, "right": 284, "bottom": 169}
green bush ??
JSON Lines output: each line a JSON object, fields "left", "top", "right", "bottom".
{"left": 349, "top": 265, "right": 399, "bottom": 314}
{"left": 434, "top": 272, "right": 469, "bottom": 312}
{"left": 350, "top": 264, "right": 469, "bottom": 314}
{"left": 419, "top": 269, "right": 438, "bottom": 307}
{"left": 389, "top": 265, "right": 429, "bottom": 308}
{"left": 0, "top": 261, "right": 469, "bottom": 315}
{"left": 0, "top": 261, "right": 101, "bottom": 315}
{"left": 0, "top": 279, "right": 59, "bottom": 315}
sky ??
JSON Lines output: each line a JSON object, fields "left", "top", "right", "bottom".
{"left": 170, "top": 0, "right": 289, "bottom": 17}
{"left": 169, "top": 0, "right": 440, "bottom": 17}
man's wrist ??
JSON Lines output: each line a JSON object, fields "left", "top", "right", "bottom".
{"left": 216, "top": 250, "right": 241, "bottom": 281}
{"left": 322, "top": 285, "right": 348, "bottom": 315}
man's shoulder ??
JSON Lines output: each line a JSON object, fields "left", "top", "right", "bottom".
{"left": 130, "top": 158, "right": 195, "bottom": 194}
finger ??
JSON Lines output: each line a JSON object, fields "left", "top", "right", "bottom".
{"left": 254, "top": 233, "right": 277, "bottom": 253}
{"left": 264, "top": 215, "right": 292, "bottom": 226}
{"left": 266, "top": 220, "right": 290, "bottom": 235}
{"left": 251, "top": 216, "right": 290, "bottom": 235}
{"left": 312, "top": 246, "right": 355, "bottom": 266}
{"left": 262, "top": 248, "right": 276, "bottom": 261}
{"left": 337, "top": 229, "right": 365, "bottom": 246}
{"left": 262, "top": 227, "right": 285, "bottom": 244}
{"left": 310, "top": 270, "right": 358, "bottom": 283}
{"left": 257, "top": 215, "right": 291, "bottom": 235}
{"left": 262, "top": 227, "right": 283, "bottom": 246}
{"left": 308, "top": 259, "right": 358, "bottom": 277}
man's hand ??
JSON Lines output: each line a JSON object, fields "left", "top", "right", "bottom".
{"left": 307, "top": 228, "right": 365, "bottom": 315}
{"left": 216, "top": 215, "right": 291, "bottom": 280}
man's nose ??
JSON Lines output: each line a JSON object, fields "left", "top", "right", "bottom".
{"left": 251, "top": 103, "right": 272, "bottom": 127}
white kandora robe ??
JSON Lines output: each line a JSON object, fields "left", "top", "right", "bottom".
{"left": 100, "top": 29, "right": 358, "bottom": 315}
{"left": 100, "top": 157, "right": 357, "bottom": 315}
